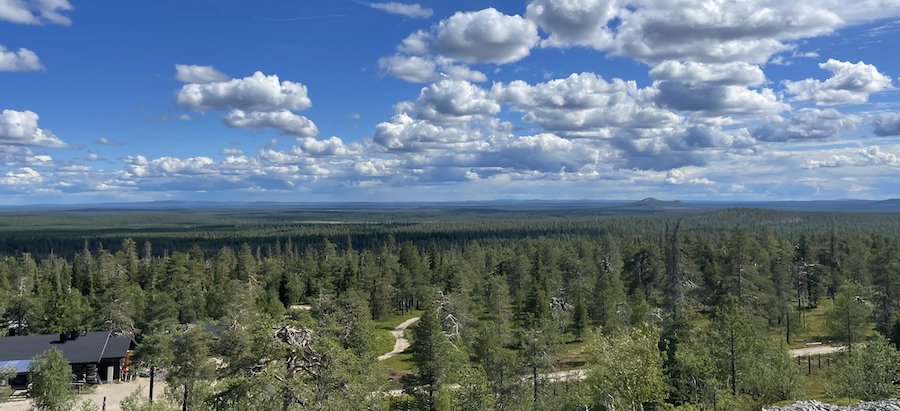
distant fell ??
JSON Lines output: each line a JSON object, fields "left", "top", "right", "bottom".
{"left": 0, "top": 198, "right": 899, "bottom": 214}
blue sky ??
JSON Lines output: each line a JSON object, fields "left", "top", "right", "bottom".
{"left": 2, "top": 0, "right": 900, "bottom": 204}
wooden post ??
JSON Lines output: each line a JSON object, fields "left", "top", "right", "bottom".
{"left": 149, "top": 367, "right": 155, "bottom": 403}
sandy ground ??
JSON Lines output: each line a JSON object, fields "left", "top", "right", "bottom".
{"left": 0, "top": 378, "right": 168, "bottom": 411}
{"left": 789, "top": 345, "right": 846, "bottom": 357}
{"left": 378, "top": 317, "right": 420, "bottom": 361}
{"left": 383, "top": 369, "right": 589, "bottom": 397}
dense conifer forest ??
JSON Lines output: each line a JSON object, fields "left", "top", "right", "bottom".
{"left": 2, "top": 206, "right": 900, "bottom": 410}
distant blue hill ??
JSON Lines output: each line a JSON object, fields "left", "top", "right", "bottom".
{"left": 0, "top": 198, "right": 898, "bottom": 214}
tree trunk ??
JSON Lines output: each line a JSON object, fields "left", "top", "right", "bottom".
{"left": 847, "top": 304, "right": 853, "bottom": 354}
{"left": 428, "top": 386, "right": 434, "bottom": 411}
{"left": 730, "top": 328, "right": 736, "bottom": 396}
{"left": 283, "top": 359, "right": 292, "bottom": 411}
{"left": 786, "top": 309, "right": 791, "bottom": 345}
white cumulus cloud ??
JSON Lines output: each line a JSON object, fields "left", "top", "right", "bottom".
{"left": 400, "top": 8, "right": 540, "bottom": 64}
{"left": 219, "top": 148, "right": 246, "bottom": 156}
{"left": 868, "top": 113, "right": 900, "bottom": 137}
{"left": 653, "top": 82, "right": 789, "bottom": 118}
{"left": 649, "top": 61, "right": 767, "bottom": 87}
{"left": 372, "top": 112, "right": 486, "bottom": 152}
{"left": 752, "top": 109, "right": 859, "bottom": 142}
{"left": 784, "top": 59, "right": 893, "bottom": 105}
{"left": 492, "top": 73, "right": 682, "bottom": 135}
{"left": 223, "top": 109, "right": 319, "bottom": 137}
{"left": 526, "top": 0, "right": 618, "bottom": 50}
{"left": 0, "top": 167, "right": 42, "bottom": 186}
{"left": 415, "top": 79, "right": 502, "bottom": 122}
{"left": 0, "top": 45, "right": 44, "bottom": 71}
{"left": 0, "top": 0, "right": 73, "bottom": 25}
{"left": 378, "top": 55, "right": 487, "bottom": 83}
{"left": 523, "top": 0, "right": 900, "bottom": 65}
{"left": 368, "top": 2, "right": 433, "bottom": 19}
{"left": 175, "top": 64, "right": 230, "bottom": 84}
{"left": 176, "top": 71, "right": 312, "bottom": 112}
{"left": 0, "top": 109, "right": 70, "bottom": 148}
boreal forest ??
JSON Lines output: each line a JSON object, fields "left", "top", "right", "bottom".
{"left": 2, "top": 205, "right": 900, "bottom": 411}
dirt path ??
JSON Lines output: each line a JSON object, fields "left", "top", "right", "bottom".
{"left": 541, "top": 369, "right": 587, "bottom": 383}
{"left": 378, "top": 317, "right": 420, "bottom": 361}
{"left": 381, "top": 345, "right": 847, "bottom": 397}
{"left": 0, "top": 378, "right": 167, "bottom": 411}
{"left": 789, "top": 345, "right": 846, "bottom": 357}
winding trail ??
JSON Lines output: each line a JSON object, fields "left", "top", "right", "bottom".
{"left": 375, "top": 333, "right": 844, "bottom": 397}
{"left": 378, "top": 317, "right": 421, "bottom": 361}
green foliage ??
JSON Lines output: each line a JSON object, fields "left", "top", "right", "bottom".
{"left": 166, "top": 326, "right": 215, "bottom": 410}
{"left": 473, "top": 321, "right": 526, "bottom": 410}
{"left": 707, "top": 296, "right": 805, "bottom": 406}
{"left": 668, "top": 329, "right": 727, "bottom": 407}
{"left": 409, "top": 302, "right": 452, "bottom": 410}
{"left": 519, "top": 257, "right": 552, "bottom": 329}
{"left": 0, "top": 364, "right": 15, "bottom": 402}
{"left": 445, "top": 364, "right": 495, "bottom": 411}
{"left": 28, "top": 348, "right": 75, "bottom": 411}
{"left": 570, "top": 298, "right": 589, "bottom": 341}
{"left": 4, "top": 208, "right": 900, "bottom": 409}
{"left": 132, "top": 331, "right": 175, "bottom": 371}
{"left": 586, "top": 326, "right": 668, "bottom": 411}
{"left": 120, "top": 388, "right": 171, "bottom": 411}
{"left": 826, "top": 282, "right": 874, "bottom": 351}
{"left": 826, "top": 335, "right": 900, "bottom": 400}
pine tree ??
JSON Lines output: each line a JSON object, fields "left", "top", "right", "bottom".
{"left": 473, "top": 321, "right": 525, "bottom": 411}
{"left": 826, "top": 281, "right": 873, "bottom": 353}
{"left": 872, "top": 241, "right": 900, "bottom": 332}
{"left": 167, "top": 327, "right": 214, "bottom": 411}
{"left": 519, "top": 256, "right": 552, "bottom": 329}
{"left": 571, "top": 297, "right": 589, "bottom": 341}
{"left": 410, "top": 302, "right": 451, "bottom": 411}
{"left": 589, "top": 250, "right": 627, "bottom": 333}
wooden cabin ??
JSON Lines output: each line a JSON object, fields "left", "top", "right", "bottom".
{"left": 0, "top": 331, "right": 136, "bottom": 386}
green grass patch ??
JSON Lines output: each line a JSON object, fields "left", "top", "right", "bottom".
{"left": 374, "top": 310, "right": 423, "bottom": 332}
{"left": 789, "top": 299, "right": 837, "bottom": 349}
{"left": 555, "top": 335, "right": 593, "bottom": 371}
{"left": 375, "top": 329, "right": 395, "bottom": 356}
{"left": 769, "top": 360, "right": 861, "bottom": 407}
{"left": 765, "top": 298, "right": 877, "bottom": 350}
{"left": 381, "top": 352, "right": 416, "bottom": 377}
{"left": 375, "top": 311, "right": 422, "bottom": 377}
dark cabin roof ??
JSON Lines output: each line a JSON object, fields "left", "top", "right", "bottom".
{"left": 102, "top": 336, "right": 137, "bottom": 360}
{"left": 0, "top": 332, "right": 128, "bottom": 365}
